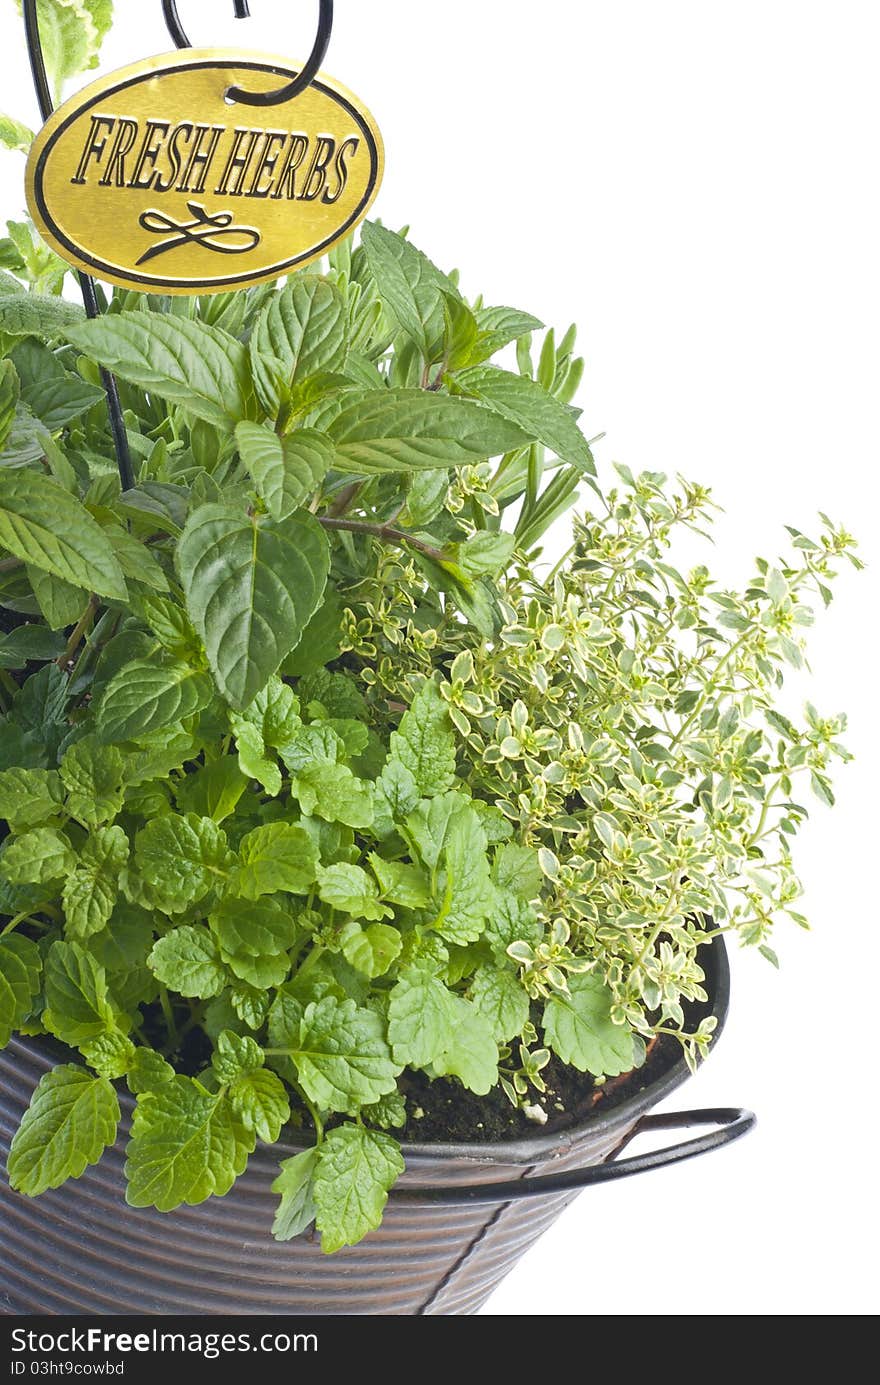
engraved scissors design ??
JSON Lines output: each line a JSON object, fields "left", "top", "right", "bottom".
{"left": 136, "top": 201, "right": 261, "bottom": 265}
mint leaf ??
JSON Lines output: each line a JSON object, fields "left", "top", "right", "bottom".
{"left": 389, "top": 681, "right": 456, "bottom": 797}
{"left": 543, "top": 973, "right": 636, "bottom": 1076}
{"left": 61, "top": 737, "right": 125, "bottom": 828}
{"left": 8, "top": 1065, "right": 119, "bottom": 1195}
{"left": 228, "top": 1068, "right": 290, "bottom": 1143}
{"left": 469, "top": 305, "right": 544, "bottom": 365}
{"left": 0, "top": 112, "right": 34, "bottom": 153}
{"left": 210, "top": 897, "right": 297, "bottom": 989}
{"left": 148, "top": 926, "right": 228, "bottom": 999}
{"left": 388, "top": 964, "right": 457, "bottom": 1068}
{"left": 0, "top": 293, "right": 83, "bottom": 337}
{"left": 42, "top": 940, "right": 116, "bottom": 1047}
{"left": 211, "top": 1029, "right": 263, "bottom": 1084}
{"left": 458, "top": 366, "right": 595, "bottom": 475}
{"left": 0, "top": 934, "right": 42, "bottom": 1048}
{"left": 235, "top": 423, "right": 334, "bottom": 520}
{"left": 288, "top": 761, "right": 374, "bottom": 829}
{"left": 0, "top": 767, "right": 64, "bottom": 829}
{"left": 328, "top": 389, "right": 529, "bottom": 474}
{"left": 80, "top": 1031, "right": 137, "bottom": 1081}
{"left": 178, "top": 503, "right": 330, "bottom": 710}
{"left": 289, "top": 996, "right": 398, "bottom": 1114}
{"left": 431, "top": 801, "right": 491, "bottom": 944}
{"left": 0, "top": 469, "right": 126, "bottom": 599}
{"left": 469, "top": 966, "right": 530, "bottom": 1042}
{"left": 2, "top": 826, "right": 75, "bottom": 884}
{"left": 67, "top": 313, "right": 250, "bottom": 430}
{"left": 338, "top": 921, "right": 402, "bottom": 978}
{"left": 369, "top": 855, "right": 430, "bottom": 908}
{"left": 62, "top": 824, "right": 128, "bottom": 939}
{"left": 28, "top": 568, "right": 86, "bottom": 630}
{"left": 314, "top": 1124, "right": 404, "bottom": 1253}
{"left": 361, "top": 222, "right": 459, "bottom": 361}
{"left": 234, "top": 823, "right": 317, "bottom": 900}
{"left": 361, "top": 1090, "right": 407, "bottom": 1131}
{"left": 484, "top": 890, "right": 543, "bottom": 958}
{"left": 134, "top": 814, "right": 233, "bottom": 910}
{"left": 316, "top": 864, "right": 392, "bottom": 921}
{"left": 492, "top": 842, "right": 543, "bottom": 898}
{"left": 228, "top": 676, "right": 302, "bottom": 796}
{"left": 432, "top": 998, "right": 498, "bottom": 1094}
{"left": 97, "top": 661, "right": 213, "bottom": 745}
{"left": 125, "top": 1076, "right": 254, "bottom": 1211}
{"left": 175, "top": 757, "right": 248, "bottom": 824}
{"left": 250, "top": 276, "right": 348, "bottom": 415}
{"left": 127, "top": 1048, "right": 175, "bottom": 1096}
{"left": 271, "top": 1147, "right": 318, "bottom": 1242}
{"left": 406, "top": 790, "right": 471, "bottom": 868}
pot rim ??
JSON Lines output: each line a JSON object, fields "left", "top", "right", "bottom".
{"left": 10, "top": 937, "right": 729, "bottom": 1174}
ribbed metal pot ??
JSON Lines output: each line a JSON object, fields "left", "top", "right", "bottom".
{"left": 0, "top": 941, "right": 730, "bottom": 1316}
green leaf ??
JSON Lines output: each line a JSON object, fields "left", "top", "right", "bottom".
{"left": 458, "top": 366, "right": 595, "bottom": 475}
{"left": 125, "top": 1076, "right": 254, "bottom": 1211}
{"left": 272, "top": 1147, "right": 318, "bottom": 1242}
{"left": 314, "top": 1123, "right": 404, "bottom": 1253}
{"left": 431, "top": 801, "right": 491, "bottom": 944}
{"left": 389, "top": 680, "right": 456, "bottom": 797}
{"left": 469, "top": 966, "right": 530, "bottom": 1042}
{"left": 175, "top": 757, "right": 248, "bottom": 824}
{"left": 0, "top": 293, "right": 84, "bottom": 338}
{"left": 127, "top": 1048, "right": 175, "bottom": 1096}
{"left": 484, "top": 890, "right": 542, "bottom": 958}
{"left": 42, "top": 940, "right": 115, "bottom": 1047}
{"left": 148, "top": 926, "right": 228, "bottom": 999}
{"left": 250, "top": 276, "right": 348, "bottom": 415}
{"left": 0, "top": 934, "right": 42, "bottom": 1048}
{"left": 388, "top": 964, "right": 458, "bottom": 1068}
{"left": 0, "top": 767, "right": 64, "bottom": 829}
{"left": 288, "top": 761, "right": 374, "bottom": 829}
{"left": 134, "top": 813, "right": 233, "bottom": 910}
{"left": 316, "top": 863, "right": 392, "bottom": 921}
{"left": 289, "top": 996, "right": 398, "bottom": 1115}
{"left": 361, "top": 222, "right": 459, "bottom": 361}
{"left": 492, "top": 843, "right": 543, "bottom": 899}
{"left": 228, "top": 1068, "right": 290, "bottom": 1143}
{"left": 432, "top": 998, "right": 499, "bottom": 1094}
{"left": 2, "top": 826, "right": 75, "bottom": 884}
{"left": 369, "top": 855, "right": 431, "bottom": 908}
{"left": 543, "top": 973, "right": 636, "bottom": 1076}
{"left": 61, "top": 736, "right": 125, "bottom": 827}
{"left": 28, "top": 568, "right": 87, "bottom": 629}
{"left": 62, "top": 824, "right": 128, "bottom": 939}
{"left": 328, "top": 389, "right": 530, "bottom": 474}
{"left": 12, "top": 339, "right": 105, "bottom": 430}
{"left": 338, "top": 921, "right": 402, "bottom": 978}
{"left": 0, "top": 112, "right": 34, "bottom": 153}
{"left": 211, "top": 1029, "right": 263, "bottom": 1083}
{"left": 0, "top": 624, "right": 66, "bottom": 669}
{"left": 0, "top": 469, "right": 127, "bottom": 599}
{"left": 8, "top": 1064, "right": 119, "bottom": 1195}
{"left": 210, "top": 891, "right": 299, "bottom": 969}
{"left": 96, "top": 659, "right": 213, "bottom": 744}
{"left": 178, "top": 503, "right": 330, "bottom": 710}
{"left": 361, "top": 1090, "right": 407, "bottom": 1131}
{"left": 66, "top": 312, "right": 250, "bottom": 429}
{"left": 80, "top": 1029, "right": 136, "bottom": 1081}
{"left": 470, "top": 305, "right": 544, "bottom": 365}
{"left": 0, "top": 358, "right": 19, "bottom": 450}
{"left": 235, "top": 423, "right": 334, "bottom": 520}
{"left": 234, "top": 823, "right": 318, "bottom": 900}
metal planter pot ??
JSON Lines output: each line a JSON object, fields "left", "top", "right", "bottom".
{"left": 0, "top": 938, "right": 752, "bottom": 1316}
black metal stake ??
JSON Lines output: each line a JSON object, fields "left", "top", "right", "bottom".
{"left": 22, "top": 0, "right": 135, "bottom": 492}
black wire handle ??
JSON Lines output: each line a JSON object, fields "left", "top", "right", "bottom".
{"left": 21, "top": 1, "right": 135, "bottom": 491}
{"left": 162, "top": 0, "right": 334, "bottom": 107}
{"left": 390, "top": 1107, "right": 756, "bottom": 1205}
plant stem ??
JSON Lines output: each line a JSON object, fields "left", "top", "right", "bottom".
{"left": 57, "top": 594, "right": 99, "bottom": 668}
{"left": 158, "top": 985, "right": 179, "bottom": 1050}
{"left": 319, "top": 516, "right": 447, "bottom": 564}
{"left": 326, "top": 481, "right": 363, "bottom": 517}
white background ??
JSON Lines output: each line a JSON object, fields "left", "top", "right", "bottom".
{"left": 1, "top": 0, "right": 877, "bottom": 1317}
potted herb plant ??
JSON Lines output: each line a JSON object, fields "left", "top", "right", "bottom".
{"left": 0, "top": 2, "right": 858, "bottom": 1316}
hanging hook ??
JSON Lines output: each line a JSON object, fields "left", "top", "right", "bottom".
{"left": 21, "top": 0, "right": 135, "bottom": 492}
{"left": 162, "top": 1, "right": 334, "bottom": 108}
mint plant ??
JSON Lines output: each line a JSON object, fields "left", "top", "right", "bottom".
{"left": 0, "top": 0, "right": 859, "bottom": 1252}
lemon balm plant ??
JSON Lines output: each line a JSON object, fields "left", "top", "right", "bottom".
{"left": 0, "top": 0, "right": 858, "bottom": 1279}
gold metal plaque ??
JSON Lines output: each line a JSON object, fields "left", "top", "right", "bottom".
{"left": 25, "top": 48, "right": 384, "bottom": 295}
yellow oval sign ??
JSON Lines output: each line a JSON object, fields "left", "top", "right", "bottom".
{"left": 26, "top": 48, "right": 384, "bottom": 295}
